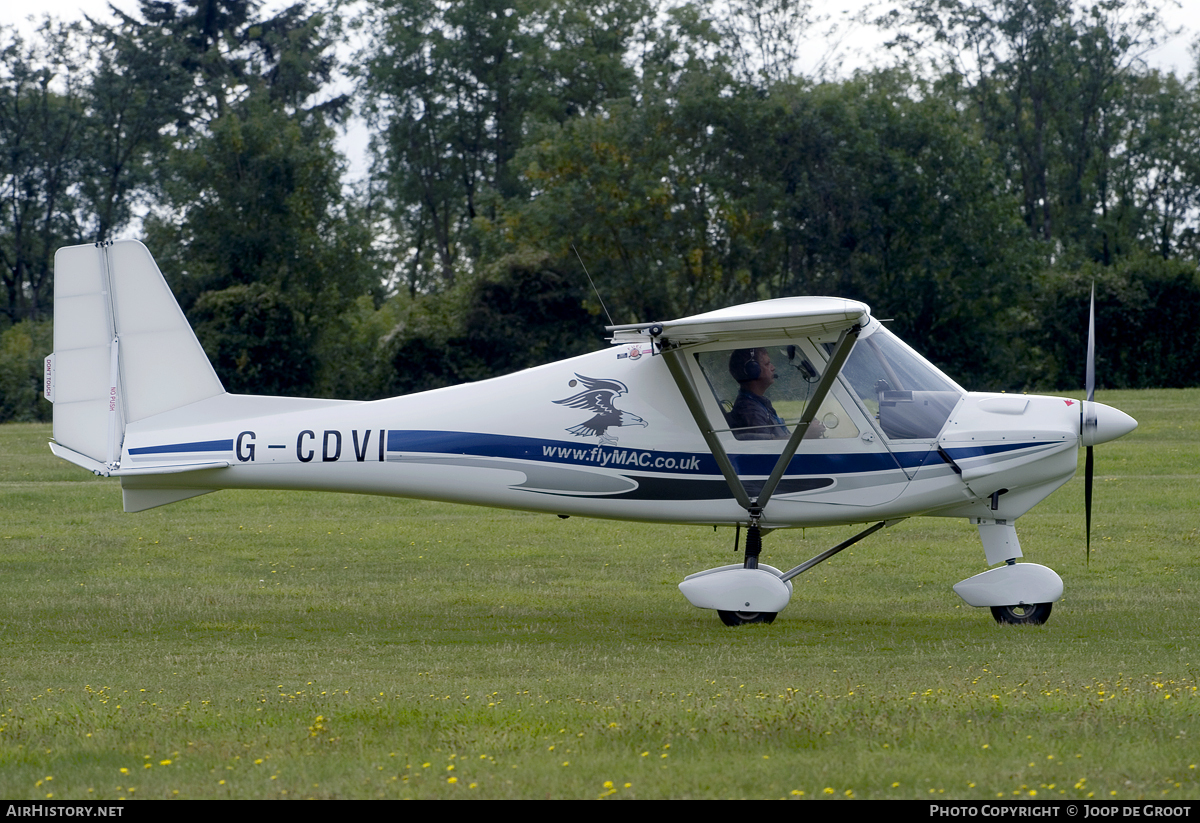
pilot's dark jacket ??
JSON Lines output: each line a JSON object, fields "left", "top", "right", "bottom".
{"left": 728, "top": 389, "right": 789, "bottom": 440}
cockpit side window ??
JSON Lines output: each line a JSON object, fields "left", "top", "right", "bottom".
{"left": 839, "top": 327, "right": 963, "bottom": 439}
{"left": 694, "top": 344, "right": 859, "bottom": 441}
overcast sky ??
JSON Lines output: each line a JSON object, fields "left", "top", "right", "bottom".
{"left": 5, "top": 0, "right": 1196, "bottom": 184}
{"left": 10, "top": 0, "right": 1192, "bottom": 67}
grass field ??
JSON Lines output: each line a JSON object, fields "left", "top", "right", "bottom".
{"left": 1, "top": 388, "right": 1198, "bottom": 800}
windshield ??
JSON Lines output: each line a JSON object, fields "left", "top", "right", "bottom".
{"left": 839, "top": 326, "right": 963, "bottom": 439}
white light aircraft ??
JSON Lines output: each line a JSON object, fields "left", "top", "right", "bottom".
{"left": 44, "top": 241, "right": 1137, "bottom": 626}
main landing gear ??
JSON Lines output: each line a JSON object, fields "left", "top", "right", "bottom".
{"left": 678, "top": 520, "right": 894, "bottom": 627}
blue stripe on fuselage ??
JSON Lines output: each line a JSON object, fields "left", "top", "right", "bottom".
{"left": 129, "top": 439, "right": 234, "bottom": 455}
{"left": 382, "top": 430, "right": 983, "bottom": 476}
{"left": 125, "top": 431, "right": 1045, "bottom": 476}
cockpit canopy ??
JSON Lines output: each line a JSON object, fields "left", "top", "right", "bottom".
{"left": 694, "top": 320, "right": 964, "bottom": 441}
{"left": 839, "top": 323, "right": 964, "bottom": 439}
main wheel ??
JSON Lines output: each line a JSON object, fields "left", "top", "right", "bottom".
{"left": 990, "top": 602, "right": 1053, "bottom": 625}
{"left": 718, "top": 610, "right": 777, "bottom": 627}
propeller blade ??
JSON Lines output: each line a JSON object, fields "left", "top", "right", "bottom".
{"left": 1086, "top": 283, "right": 1095, "bottom": 404}
{"left": 1084, "top": 283, "right": 1095, "bottom": 564}
{"left": 1085, "top": 445, "right": 1093, "bottom": 565}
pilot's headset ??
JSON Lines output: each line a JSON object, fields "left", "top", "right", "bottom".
{"left": 729, "top": 348, "right": 762, "bottom": 383}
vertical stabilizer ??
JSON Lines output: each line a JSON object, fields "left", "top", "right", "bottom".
{"left": 50, "top": 241, "right": 225, "bottom": 465}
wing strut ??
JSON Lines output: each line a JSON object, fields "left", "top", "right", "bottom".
{"left": 662, "top": 348, "right": 754, "bottom": 511}
{"left": 754, "top": 323, "right": 860, "bottom": 512}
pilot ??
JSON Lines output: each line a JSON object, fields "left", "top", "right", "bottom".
{"left": 727, "top": 348, "right": 790, "bottom": 440}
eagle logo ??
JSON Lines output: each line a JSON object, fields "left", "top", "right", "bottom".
{"left": 553, "top": 374, "right": 648, "bottom": 445}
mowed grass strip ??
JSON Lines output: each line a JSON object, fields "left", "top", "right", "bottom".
{"left": 1, "top": 389, "right": 1197, "bottom": 799}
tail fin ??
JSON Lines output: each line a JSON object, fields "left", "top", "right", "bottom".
{"left": 47, "top": 241, "right": 225, "bottom": 469}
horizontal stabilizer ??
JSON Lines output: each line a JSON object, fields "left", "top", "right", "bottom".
{"left": 113, "top": 461, "right": 231, "bottom": 476}
{"left": 48, "top": 441, "right": 108, "bottom": 475}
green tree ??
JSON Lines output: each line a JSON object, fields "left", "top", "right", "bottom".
{"left": 492, "top": 4, "right": 779, "bottom": 324}
{"left": 189, "top": 281, "right": 316, "bottom": 395}
{"left": 0, "top": 21, "right": 88, "bottom": 324}
{"left": 358, "top": 0, "right": 649, "bottom": 294}
{"left": 879, "top": 0, "right": 1176, "bottom": 259}
{"left": 761, "top": 72, "right": 1038, "bottom": 387}
{"left": 381, "top": 251, "right": 600, "bottom": 396}
{"left": 1104, "top": 68, "right": 1200, "bottom": 261}
{"left": 1032, "top": 254, "right": 1200, "bottom": 388}
{"left": 78, "top": 11, "right": 194, "bottom": 243}
{"left": 128, "top": 0, "right": 372, "bottom": 395}
{"left": 144, "top": 91, "right": 372, "bottom": 395}
{"left": 502, "top": 66, "right": 1037, "bottom": 387}
{"left": 0, "top": 319, "right": 52, "bottom": 422}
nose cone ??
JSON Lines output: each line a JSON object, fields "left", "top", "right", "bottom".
{"left": 1082, "top": 401, "right": 1138, "bottom": 446}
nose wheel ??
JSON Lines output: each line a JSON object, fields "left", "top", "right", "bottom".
{"left": 718, "top": 610, "right": 777, "bottom": 626}
{"left": 990, "top": 602, "right": 1052, "bottom": 625}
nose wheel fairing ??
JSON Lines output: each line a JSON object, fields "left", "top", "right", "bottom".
{"left": 953, "top": 562, "right": 1063, "bottom": 609}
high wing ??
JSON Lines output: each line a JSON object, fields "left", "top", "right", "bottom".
{"left": 608, "top": 297, "right": 870, "bottom": 347}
